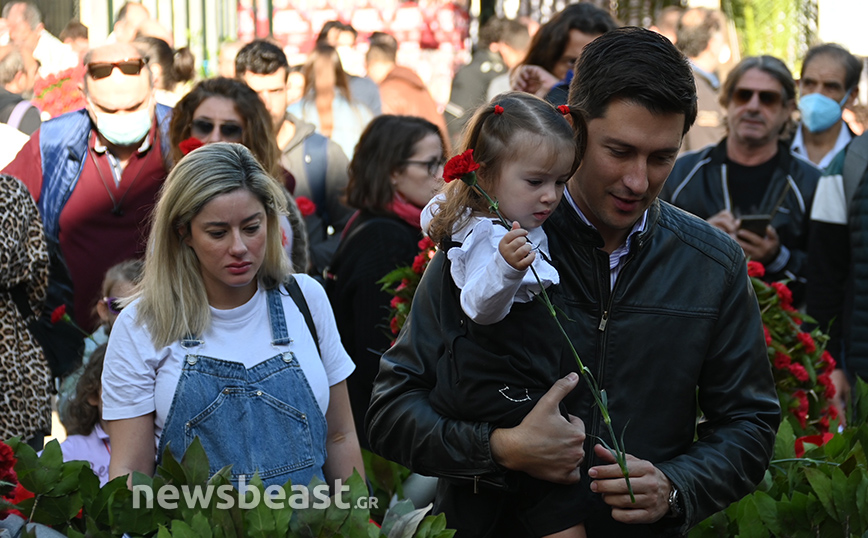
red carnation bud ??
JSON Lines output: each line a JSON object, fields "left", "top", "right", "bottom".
{"left": 50, "top": 304, "right": 67, "bottom": 324}
{"left": 179, "top": 137, "right": 205, "bottom": 156}
{"left": 295, "top": 196, "right": 317, "bottom": 217}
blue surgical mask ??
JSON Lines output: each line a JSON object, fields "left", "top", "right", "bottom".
{"left": 90, "top": 99, "right": 153, "bottom": 146}
{"left": 799, "top": 89, "right": 852, "bottom": 133}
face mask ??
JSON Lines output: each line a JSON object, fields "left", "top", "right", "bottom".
{"left": 799, "top": 89, "right": 852, "bottom": 133}
{"left": 90, "top": 99, "right": 153, "bottom": 146}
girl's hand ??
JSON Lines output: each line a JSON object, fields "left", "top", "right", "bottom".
{"left": 499, "top": 221, "right": 535, "bottom": 270}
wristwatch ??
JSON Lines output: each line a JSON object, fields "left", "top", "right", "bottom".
{"left": 668, "top": 485, "right": 684, "bottom": 519}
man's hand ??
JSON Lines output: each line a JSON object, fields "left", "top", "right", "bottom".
{"left": 490, "top": 373, "right": 586, "bottom": 484}
{"left": 499, "top": 221, "right": 534, "bottom": 270}
{"left": 511, "top": 65, "right": 560, "bottom": 98}
{"left": 589, "top": 444, "right": 673, "bottom": 524}
{"left": 707, "top": 210, "right": 738, "bottom": 238}
{"left": 736, "top": 224, "right": 780, "bottom": 265}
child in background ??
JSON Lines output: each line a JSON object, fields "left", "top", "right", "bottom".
{"left": 58, "top": 260, "right": 143, "bottom": 428}
{"left": 424, "top": 91, "right": 585, "bottom": 538}
{"left": 59, "top": 345, "right": 111, "bottom": 485}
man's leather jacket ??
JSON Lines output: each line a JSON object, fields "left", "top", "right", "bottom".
{"left": 366, "top": 199, "right": 781, "bottom": 537}
{"left": 661, "top": 139, "right": 820, "bottom": 292}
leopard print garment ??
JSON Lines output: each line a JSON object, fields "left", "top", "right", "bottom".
{"left": 0, "top": 173, "right": 51, "bottom": 441}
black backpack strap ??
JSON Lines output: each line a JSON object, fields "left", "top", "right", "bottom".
{"left": 284, "top": 275, "right": 321, "bottom": 359}
{"left": 5, "top": 282, "right": 35, "bottom": 320}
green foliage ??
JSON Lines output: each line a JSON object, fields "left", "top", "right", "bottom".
{"left": 1, "top": 437, "right": 454, "bottom": 538}
{"left": 690, "top": 379, "right": 868, "bottom": 537}
{"left": 722, "top": 0, "right": 817, "bottom": 72}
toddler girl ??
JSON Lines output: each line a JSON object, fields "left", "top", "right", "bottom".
{"left": 424, "top": 91, "right": 585, "bottom": 538}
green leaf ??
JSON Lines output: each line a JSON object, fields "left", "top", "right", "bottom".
{"left": 17, "top": 440, "right": 62, "bottom": 494}
{"left": 244, "top": 482, "right": 277, "bottom": 538}
{"left": 382, "top": 501, "right": 432, "bottom": 538}
{"left": 735, "top": 496, "right": 766, "bottom": 538}
{"left": 77, "top": 464, "right": 101, "bottom": 509}
{"left": 170, "top": 519, "right": 200, "bottom": 538}
{"left": 752, "top": 490, "right": 781, "bottom": 534}
{"left": 156, "top": 442, "right": 188, "bottom": 485}
{"left": 190, "top": 512, "right": 214, "bottom": 537}
{"left": 831, "top": 465, "right": 859, "bottom": 524}
{"left": 804, "top": 467, "right": 837, "bottom": 521}
{"left": 47, "top": 460, "right": 88, "bottom": 497}
{"left": 180, "top": 437, "right": 211, "bottom": 486}
{"left": 156, "top": 525, "right": 173, "bottom": 538}
{"left": 774, "top": 420, "right": 797, "bottom": 460}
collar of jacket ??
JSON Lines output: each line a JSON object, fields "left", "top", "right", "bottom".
{"left": 549, "top": 197, "right": 660, "bottom": 253}
{"left": 707, "top": 136, "right": 794, "bottom": 171}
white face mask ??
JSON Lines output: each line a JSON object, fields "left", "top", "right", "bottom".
{"left": 90, "top": 98, "right": 153, "bottom": 146}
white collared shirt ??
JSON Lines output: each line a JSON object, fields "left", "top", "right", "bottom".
{"left": 791, "top": 121, "right": 853, "bottom": 171}
{"left": 563, "top": 189, "right": 647, "bottom": 289}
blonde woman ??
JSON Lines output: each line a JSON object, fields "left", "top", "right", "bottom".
{"left": 102, "top": 143, "right": 363, "bottom": 491}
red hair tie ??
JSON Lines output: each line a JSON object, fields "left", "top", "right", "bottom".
{"left": 493, "top": 105, "right": 504, "bottom": 115}
{"left": 557, "top": 105, "right": 570, "bottom": 115}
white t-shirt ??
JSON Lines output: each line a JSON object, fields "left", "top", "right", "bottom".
{"left": 101, "top": 275, "right": 354, "bottom": 451}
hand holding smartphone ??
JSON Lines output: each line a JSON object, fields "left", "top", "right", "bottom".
{"left": 738, "top": 215, "right": 771, "bottom": 237}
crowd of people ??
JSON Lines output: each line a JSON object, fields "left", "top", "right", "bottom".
{"left": 1, "top": 0, "right": 867, "bottom": 536}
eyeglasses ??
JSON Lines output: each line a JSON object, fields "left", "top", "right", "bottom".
{"left": 404, "top": 157, "right": 446, "bottom": 177}
{"left": 103, "top": 297, "right": 124, "bottom": 315}
{"left": 191, "top": 119, "right": 244, "bottom": 141}
{"left": 86, "top": 58, "right": 148, "bottom": 80}
{"left": 731, "top": 88, "right": 784, "bottom": 107}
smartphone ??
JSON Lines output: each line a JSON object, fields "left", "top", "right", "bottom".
{"left": 739, "top": 214, "right": 771, "bottom": 236}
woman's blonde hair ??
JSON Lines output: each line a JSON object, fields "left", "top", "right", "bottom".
{"left": 427, "top": 91, "right": 582, "bottom": 246}
{"left": 136, "top": 143, "right": 290, "bottom": 347}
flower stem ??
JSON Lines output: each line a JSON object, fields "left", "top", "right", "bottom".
{"left": 474, "top": 185, "right": 635, "bottom": 502}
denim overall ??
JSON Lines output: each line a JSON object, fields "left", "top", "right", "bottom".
{"left": 157, "top": 288, "right": 328, "bottom": 488}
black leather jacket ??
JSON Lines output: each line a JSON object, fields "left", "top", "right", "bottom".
{"left": 366, "top": 200, "right": 781, "bottom": 537}
{"left": 661, "top": 139, "right": 820, "bottom": 294}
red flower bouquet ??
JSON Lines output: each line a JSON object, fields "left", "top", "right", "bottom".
{"left": 750, "top": 262, "right": 837, "bottom": 435}
{"left": 32, "top": 65, "right": 86, "bottom": 119}
{"left": 379, "top": 236, "right": 437, "bottom": 342}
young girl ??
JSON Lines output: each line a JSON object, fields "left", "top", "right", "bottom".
{"left": 58, "top": 260, "right": 143, "bottom": 428}
{"left": 424, "top": 92, "right": 586, "bottom": 538}
{"left": 60, "top": 345, "right": 111, "bottom": 485}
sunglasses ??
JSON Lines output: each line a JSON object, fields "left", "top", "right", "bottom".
{"left": 86, "top": 58, "right": 148, "bottom": 80}
{"left": 103, "top": 296, "right": 124, "bottom": 315}
{"left": 191, "top": 119, "right": 244, "bottom": 141}
{"left": 731, "top": 88, "right": 784, "bottom": 107}
{"left": 404, "top": 157, "right": 447, "bottom": 177}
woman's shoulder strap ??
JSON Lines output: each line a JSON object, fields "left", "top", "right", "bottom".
{"left": 283, "top": 276, "right": 321, "bottom": 359}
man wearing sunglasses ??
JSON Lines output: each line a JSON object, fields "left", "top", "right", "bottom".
{"left": 662, "top": 54, "right": 821, "bottom": 305}
{"left": 2, "top": 42, "right": 172, "bottom": 380}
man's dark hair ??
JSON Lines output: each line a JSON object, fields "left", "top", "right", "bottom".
{"left": 316, "top": 20, "right": 357, "bottom": 45}
{"left": 801, "top": 43, "right": 863, "bottom": 91}
{"left": 499, "top": 18, "right": 530, "bottom": 51}
{"left": 676, "top": 7, "right": 722, "bottom": 59}
{"left": 369, "top": 31, "right": 398, "bottom": 52}
{"left": 234, "top": 39, "right": 289, "bottom": 80}
{"left": 719, "top": 55, "right": 796, "bottom": 108}
{"left": 568, "top": 27, "right": 697, "bottom": 136}
{"left": 521, "top": 3, "right": 619, "bottom": 75}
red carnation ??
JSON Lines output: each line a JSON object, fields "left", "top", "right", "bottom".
{"left": 389, "top": 316, "right": 400, "bottom": 335}
{"left": 747, "top": 261, "right": 765, "bottom": 277}
{"left": 821, "top": 350, "right": 836, "bottom": 369}
{"left": 794, "top": 432, "right": 835, "bottom": 458}
{"left": 390, "top": 295, "right": 405, "bottom": 309}
{"left": 443, "top": 149, "right": 480, "bottom": 184}
{"left": 412, "top": 253, "right": 428, "bottom": 274}
{"left": 179, "top": 136, "right": 205, "bottom": 156}
{"left": 418, "top": 236, "right": 436, "bottom": 251}
{"left": 773, "top": 351, "right": 791, "bottom": 369}
{"left": 788, "top": 362, "right": 810, "bottom": 382}
{"left": 771, "top": 282, "right": 793, "bottom": 308}
{"left": 818, "top": 372, "right": 836, "bottom": 399}
{"left": 295, "top": 196, "right": 317, "bottom": 217}
{"left": 763, "top": 325, "right": 772, "bottom": 346}
{"left": 796, "top": 332, "right": 816, "bottom": 353}
{"left": 51, "top": 304, "right": 67, "bottom": 324}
